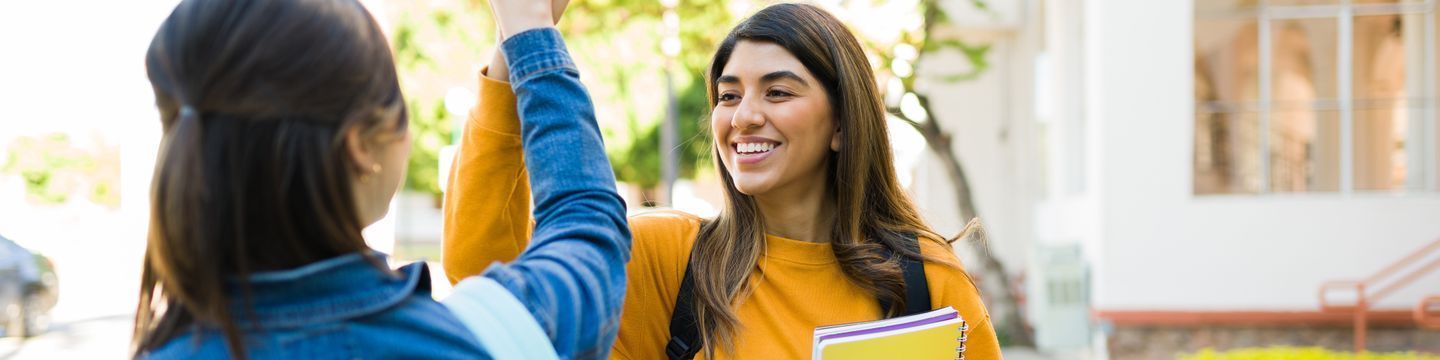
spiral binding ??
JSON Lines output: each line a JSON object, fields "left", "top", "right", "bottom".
{"left": 955, "top": 319, "right": 969, "bottom": 360}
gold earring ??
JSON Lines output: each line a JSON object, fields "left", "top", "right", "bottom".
{"left": 359, "top": 163, "right": 382, "bottom": 182}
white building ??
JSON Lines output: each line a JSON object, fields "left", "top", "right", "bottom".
{"left": 908, "top": 0, "right": 1440, "bottom": 356}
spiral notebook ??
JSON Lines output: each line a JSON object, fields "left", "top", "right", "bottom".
{"left": 811, "top": 306, "right": 968, "bottom": 360}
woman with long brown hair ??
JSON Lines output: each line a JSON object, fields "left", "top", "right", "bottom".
{"left": 134, "top": 0, "right": 630, "bottom": 358}
{"left": 445, "top": 3, "right": 1000, "bottom": 359}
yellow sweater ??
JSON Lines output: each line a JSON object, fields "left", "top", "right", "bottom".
{"left": 443, "top": 73, "right": 1001, "bottom": 359}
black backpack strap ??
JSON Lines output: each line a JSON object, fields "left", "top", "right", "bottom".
{"left": 666, "top": 262, "right": 702, "bottom": 360}
{"left": 899, "top": 233, "right": 932, "bottom": 315}
{"left": 880, "top": 233, "right": 932, "bottom": 316}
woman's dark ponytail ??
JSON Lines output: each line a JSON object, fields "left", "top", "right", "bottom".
{"left": 134, "top": 0, "right": 405, "bottom": 358}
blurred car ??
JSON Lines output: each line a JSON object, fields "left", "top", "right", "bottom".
{"left": 0, "top": 233, "right": 57, "bottom": 337}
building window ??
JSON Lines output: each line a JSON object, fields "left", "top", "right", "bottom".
{"left": 1194, "top": 0, "right": 1438, "bottom": 194}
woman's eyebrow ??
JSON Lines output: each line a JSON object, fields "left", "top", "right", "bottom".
{"left": 716, "top": 71, "right": 809, "bottom": 87}
{"left": 760, "top": 70, "right": 808, "bottom": 86}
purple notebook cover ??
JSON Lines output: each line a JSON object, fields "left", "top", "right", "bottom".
{"left": 816, "top": 311, "right": 958, "bottom": 343}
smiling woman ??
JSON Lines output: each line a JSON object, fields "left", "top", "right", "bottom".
{"left": 712, "top": 54, "right": 838, "bottom": 196}
{"left": 443, "top": 3, "right": 1000, "bottom": 359}
{"left": 687, "top": 4, "right": 998, "bottom": 358}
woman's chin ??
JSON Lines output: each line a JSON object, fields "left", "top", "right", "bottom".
{"left": 361, "top": 207, "right": 391, "bottom": 228}
{"left": 732, "top": 179, "right": 772, "bottom": 197}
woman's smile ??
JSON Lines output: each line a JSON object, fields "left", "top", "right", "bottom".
{"left": 732, "top": 136, "right": 783, "bottom": 165}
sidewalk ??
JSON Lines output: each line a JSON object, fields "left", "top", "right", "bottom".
{"left": 1004, "top": 347, "right": 1095, "bottom": 360}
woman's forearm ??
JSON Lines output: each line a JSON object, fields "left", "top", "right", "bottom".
{"left": 480, "top": 28, "right": 631, "bottom": 359}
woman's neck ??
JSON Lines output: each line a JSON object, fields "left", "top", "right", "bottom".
{"left": 754, "top": 180, "right": 835, "bottom": 244}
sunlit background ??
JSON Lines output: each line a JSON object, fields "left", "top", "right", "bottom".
{"left": 0, "top": 0, "right": 1437, "bottom": 358}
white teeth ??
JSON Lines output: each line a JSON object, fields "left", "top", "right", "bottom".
{"left": 737, "top": 142, "right": 775, "bottom": 154}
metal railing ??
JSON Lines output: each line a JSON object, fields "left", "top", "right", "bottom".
{"left": 1318, "top": 237, "right": 1440, "bottom": 352}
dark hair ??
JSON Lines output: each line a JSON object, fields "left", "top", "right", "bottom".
{"left": 134, "top": 0, "right": 406, "bottom": 358}
{"left": 693, "top": 3, "right": 946, "bottom": 356}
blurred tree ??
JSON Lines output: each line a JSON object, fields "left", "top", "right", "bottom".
{"left": 391, "top": 3, "right": 490, "bottom": 198}
{"left": 839, "top": 0, "right": 1036, "bottom": 347}
{"left": 405, "top": 97, "right": 453, "bottom": 199}
{"left": 557, "top": 0, "right": 732, "bottom": 200}
{"left": 1, "top": 133, "right": 120, "bottom": 208}
{"left": 389, "top": 0, "right": 725, "bottom": 201}
{"left": 608, "top": 83, "right": 713, "bottom": 191}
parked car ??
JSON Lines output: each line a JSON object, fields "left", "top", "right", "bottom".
{"left": 0, "top": 233, "right": 57, "bottom": 337}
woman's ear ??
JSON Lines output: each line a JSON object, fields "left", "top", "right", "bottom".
{"left": 830, "top": 128, "right": 842, "bottom": 152}
{"left": 344, "top": 125, "right": 376, "bottom": 177}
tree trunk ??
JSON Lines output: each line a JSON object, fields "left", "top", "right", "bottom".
{"left": 901, "top": 94, "right": 1035, "bottom": 347}
{"left": 880, "top": 0, "right": 1033, "bottom": 347}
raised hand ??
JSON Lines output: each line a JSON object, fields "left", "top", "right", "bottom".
{"left": 488, "top": 0, "right": 551, "bottom": 41}
{"left": 485, "top": 0, "right": 570, "bottom": 82}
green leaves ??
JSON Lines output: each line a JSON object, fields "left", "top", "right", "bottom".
{"left": 390, "top": 4, "right": 496, "bottom": 196}
{"left": 392, "top": 23, "right": 433, "bottom": 71}
{"left": 1, "top": 133, "right": 117, "bottom": 207}
{"left": 969, "top": 0, "right": 991, "bottom": 13}
{"left": 404, "top": 99, "right": 453, "bottom": 196}
{"left": 925, "top": 39, "right": 991, "bottom": 83}
{"left": 562, "top": 0, "right": 731, "bottom": 189}
{"left": 607, "top": 72, "right": 714, "bottom": 189}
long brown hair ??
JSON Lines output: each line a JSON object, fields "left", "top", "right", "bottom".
{"left": 134, "top": 0, "right": 405, "bottom": 358}
{"left": 692, "top": 3, "right": 949, "bottom": 356}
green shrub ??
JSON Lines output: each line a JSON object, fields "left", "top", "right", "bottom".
{"left": 1182, "top": 347, "right": 1440, "bottom": 360}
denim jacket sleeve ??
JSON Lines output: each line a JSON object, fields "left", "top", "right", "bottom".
{"left": 477, "top": 28, "right": 632, "bottom": 360}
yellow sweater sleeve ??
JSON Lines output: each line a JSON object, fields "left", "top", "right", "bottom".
{"left": 919, "top": 240, "right": 1002, "bottom": 359}
{"left": 435, "top": 70, "right": 699, "bottom": 359}
{"left": 437, "top": 68, "right": 998, "bottom": 358}
{"left": 441, "top": 69, "right": 534, "bottom": 284}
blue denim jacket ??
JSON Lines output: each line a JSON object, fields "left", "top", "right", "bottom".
{"left": 144, "top": 28, "right": 630, "bottom": 359}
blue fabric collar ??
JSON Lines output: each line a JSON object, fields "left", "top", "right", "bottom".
{"left": 229, "top": 252, "right": 429, "bottom": 328}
